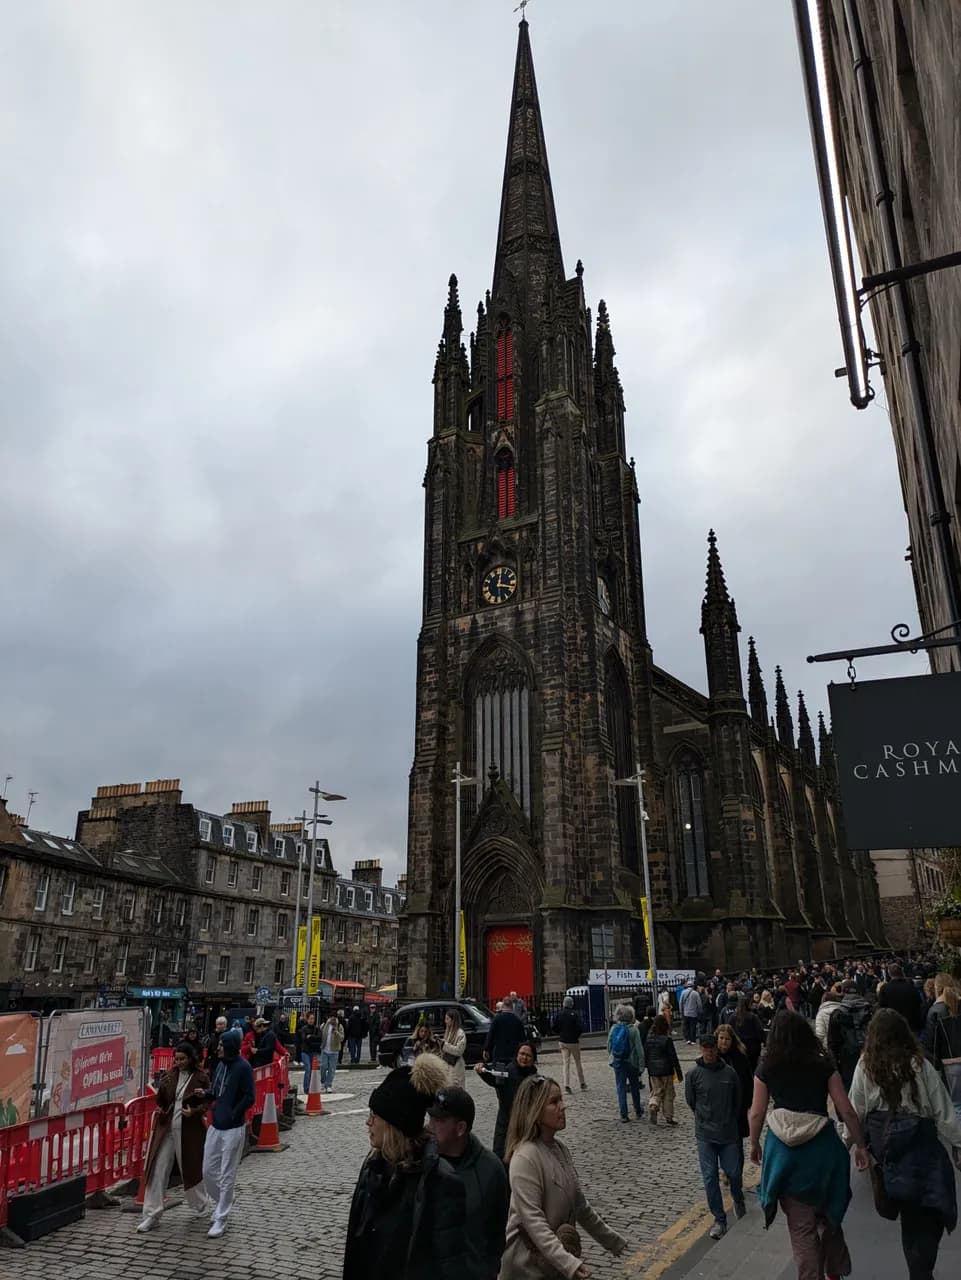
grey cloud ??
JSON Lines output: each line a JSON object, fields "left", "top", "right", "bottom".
{"left": 0, "top": 1, "right": 923, "bottom": 881}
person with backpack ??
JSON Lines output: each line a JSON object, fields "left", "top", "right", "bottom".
{"left": 849, "top": 1009, "right": 961, "bottom": 1280}
{"left": 607, "top": 1003, "right": 645, "bottom": 1123}
{"left": 828, "top": 979, "right": 874, "bottom": 1089}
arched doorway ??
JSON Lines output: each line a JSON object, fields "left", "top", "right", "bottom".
{"left": 461, "top": 838, "right": 541, "bottom": 1006}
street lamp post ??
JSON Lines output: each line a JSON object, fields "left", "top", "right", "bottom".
{"left": 302, "top": 783, "right": 346, "bottom": 1008}
{"left": 452, "top": 762, "right": 475, "bottom": 1001}
{"left": 615, "top": 762, "right": 659, "bottom": 1014}
{"left": 290, "top": 808, "right": 308, "bottom": 985}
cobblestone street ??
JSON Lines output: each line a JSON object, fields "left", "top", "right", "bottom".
{"left": 9, "top": 1044, "right": 718, "bottom": 1280}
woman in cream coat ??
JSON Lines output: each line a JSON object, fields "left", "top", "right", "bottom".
{"left": 500, "top": 1074, "right": 627, "bottom": 1279}
{"left": 441, "top": 1008, "right": 467, "bottom": 1086}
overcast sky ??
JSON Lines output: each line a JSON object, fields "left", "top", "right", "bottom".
{"left": 0, "top": 1, "right": 925, "bottom": 883}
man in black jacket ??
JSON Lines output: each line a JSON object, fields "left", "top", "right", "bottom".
{"left": 551, "top": 996, "right": 586, "bottom": 1094}
{"left": 428, "top": 1087, "right": 508, "bottom": 1280}
{"left": 879, "top": 962, "right": 924, "bottom": 1031}
{"left": 250, "top": 1018, "right": 276, "bottom": 1068}
{"left": 484, "top": 997, "right": 525, "bottom": 1071}
{"left": 346, "top": 1006, "right": 368, "bottom": 1064}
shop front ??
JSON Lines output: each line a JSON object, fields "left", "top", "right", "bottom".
{"left": 125, "top": 985, "right": 188, "bottom": 1043}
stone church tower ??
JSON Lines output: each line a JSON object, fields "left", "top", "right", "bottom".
{"left": 401, "top": 19, "right": 885, "bottom": 999}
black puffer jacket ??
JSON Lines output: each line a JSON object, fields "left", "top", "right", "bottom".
{"left": 644, "top": 1033, "right": 681, "bottom": 1080}
{"left": 344, "top": 1141, "right": 467, "bottom": 1280}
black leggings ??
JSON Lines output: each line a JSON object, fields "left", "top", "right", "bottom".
{"left": 895, "top": 1201, "right": 945, "bottom": 1280}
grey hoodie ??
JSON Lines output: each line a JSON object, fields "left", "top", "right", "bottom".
{"left": 684, "top": 1056, "right": 741, "bottom": 1144}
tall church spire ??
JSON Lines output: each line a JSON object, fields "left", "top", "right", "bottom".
{"left": 774, "top": 666, "right": 794, "bottom": 748}
{"left": 700, "top": 531, "right": 744, "bottom": 703}
{"left": 797, "top": 691, "right": 816, "bottom": 767}
{"left": 493, "top": 19, "right": 565, "bottom": 302}
{"left": 747, "top": 636, "right": 768, "bottom": 726}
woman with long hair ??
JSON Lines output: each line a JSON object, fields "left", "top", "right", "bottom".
{"left": 475, "top": 1041, "right": 539, "bottom": 1159}
{"left": 137, "top": 1040, "right": 211, "bottom": 1232}
{"left": 402, "top": 1019, "right": 441, "bottom": 1063}
{"left": 749, "top": 1010, "right": 867, "bottom": 1280}
{"left": 922, "top": 973, "right": 959, "bottom": 1060}
{"left": 441, "top": 1008, "right": 467, "bottom": 1086}
{"left": 849, "top": 1009, "right": 961, "bottom": 1280}
{"left": 727, "top": 994, "right": 763, "bottom": 1070}
{"left": 500, "top": 1075, "right": 627, "bottom": 1278}
{"left": 645, "top": 1013, "right": 682, "bottom": 1127}
{"left": 344, "top": 1055, "right": 466, "bottom": 1279}
{"left": 756, "top": 989, "right": 776, "bottom": 1034}
{"left": 716, "top": 1023, "right": 753, "bottom": 1173}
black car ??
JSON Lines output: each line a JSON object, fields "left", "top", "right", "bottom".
{"left": 377, "top": 1000, "right": 493, "bottom": 1069}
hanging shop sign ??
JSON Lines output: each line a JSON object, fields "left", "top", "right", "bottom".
{"left": 828, "top": 671, "right": 961, "bottom": 848}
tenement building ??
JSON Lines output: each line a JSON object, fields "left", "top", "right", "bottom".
{"left": 0, "top": 784, "right": 403, "bottom": 1024}
{"left": 401, "top": 19, "right": 885, "bottom": 1000}
{"left": 821, "top": 2, "right": 961, "bottom": 669}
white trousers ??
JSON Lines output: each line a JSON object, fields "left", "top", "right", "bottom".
{"left": 142, "top": 1127, "right": 211, "bottom": 1222}
{"left": 202, "top": 1125, "right": 245, "bottom": 1226}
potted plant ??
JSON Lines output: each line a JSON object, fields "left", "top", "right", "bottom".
{"left": 931, "top": 891, "right": 961, "bottom": 946}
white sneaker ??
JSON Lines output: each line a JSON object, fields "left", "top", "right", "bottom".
{"left": 208, "top": 1220, "right": 226, "bottom": 1239}
{"left": 136, "top": 1216, "right": 158, "bottom": 1233}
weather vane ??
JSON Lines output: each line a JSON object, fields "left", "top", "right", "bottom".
{"left": 514, "top": 0, "right": 533, "bottom": 16}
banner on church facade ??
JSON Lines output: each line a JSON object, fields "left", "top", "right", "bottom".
{"left": 828, "top": 671, "right": 961, "bottom": 848}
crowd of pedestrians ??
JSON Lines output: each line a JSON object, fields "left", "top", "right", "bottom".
{"left": 137, "top": 953, "right": 961, "bottom": 1280}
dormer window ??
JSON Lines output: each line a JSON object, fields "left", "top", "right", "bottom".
{"left": 223, "top": 825, "right": 234, "bottom": 848}
{"left": 495, "top": 329, "right": 514, "bottom": 422}
{"left": 496, "top": 449, "right": 516, "bottom": 519}
{"left": 199, "top": 818, "right": 212, "bottom": 842}
{"left": 246, "top": 830, "right": 257, "bottom": 853}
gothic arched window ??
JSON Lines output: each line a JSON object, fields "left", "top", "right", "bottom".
{"left": 675, "top": 751, "right": 709, "bottom": 898}
{"left": 496, "top": 328, "right": 514, "bottom": 423}
{"left": 751, "top": 760, "right": 771, "bottom": 893}
{"left": 605, "top": 652, "right": 638, "bottom": 874}
{"left": 465, "top": 643, "right": 530, "bottom": 818}
{"left": 496, "top": 449, "right": 516, "bottom": 519}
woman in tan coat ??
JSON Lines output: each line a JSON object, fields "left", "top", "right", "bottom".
{"left": 137, "top": 1041, "right": 211, "bottom": 1231}
{"left": 500, "top": 1074, "right": 627, "bottom": 1279}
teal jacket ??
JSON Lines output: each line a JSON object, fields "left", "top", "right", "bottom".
{"left": 758, "top": 1124, "right": 852, "bottom": 1227}
{"left": 607, "top": 1022, "right": 644, "bottom": 1073}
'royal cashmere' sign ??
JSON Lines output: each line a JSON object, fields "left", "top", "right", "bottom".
{"left": 829, "top": 671, "right": 961, "bottom": 848}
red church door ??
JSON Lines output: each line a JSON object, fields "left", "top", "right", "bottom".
{"left": 486, "top": 925, "right": 535, "bottom": 1005}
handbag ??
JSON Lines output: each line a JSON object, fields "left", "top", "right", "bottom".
{"left": 522, "top": 1223, "right": 582, "bottom": 1278}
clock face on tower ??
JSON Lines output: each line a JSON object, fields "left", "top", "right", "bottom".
{"left": 481, "top": 565, "right": 518, "bottom": 605}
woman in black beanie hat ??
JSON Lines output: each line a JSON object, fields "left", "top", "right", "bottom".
{"left": 344, "top": 1054, "right": 467, "bottom": 1280}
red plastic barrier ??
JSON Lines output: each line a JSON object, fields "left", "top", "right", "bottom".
{"left": 150, "top": 1048, "right": 175, "bottom": 1077}
{"left": 0, "top": 1103, "right": 126, "bottom": 1229}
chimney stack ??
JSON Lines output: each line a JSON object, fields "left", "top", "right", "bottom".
{"left": 352, "top": 858, "right": 383, "bottom": 888}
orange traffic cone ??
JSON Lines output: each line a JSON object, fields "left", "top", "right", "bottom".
{"left": 305, "top": 1055, "right": 326, "bottom": 1116}
{"left": 254, "top": 1086, "right": 284, "bottom": 1151}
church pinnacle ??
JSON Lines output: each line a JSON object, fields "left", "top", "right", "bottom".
{"left": 493, "top": 18, "right": 564, "bottom": 301}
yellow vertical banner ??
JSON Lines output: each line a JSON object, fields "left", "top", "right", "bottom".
{"left": 639, "top": 897, "right": 651, "bottom": 978}
{"left": 458, "top": 911, "right": 468, "bottom": 992}
{"left": 295, "top": 925, "right": 307, "bottom": 988}
{"left": 308, "top": 915, "right": 322, "bottom": 995}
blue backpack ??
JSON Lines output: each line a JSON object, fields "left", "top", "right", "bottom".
{"left": 610, "top": 1022, "right": 630, "bottom": 1062}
